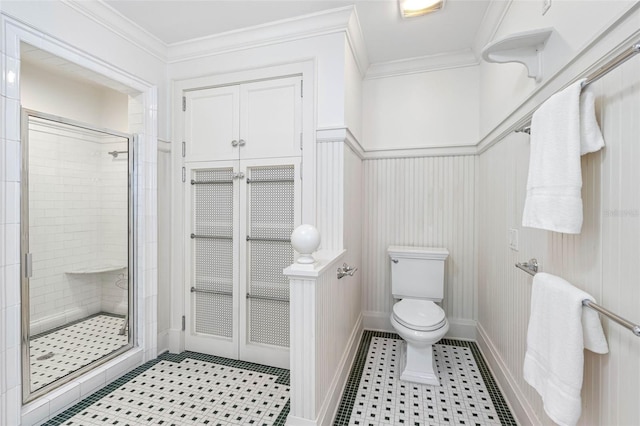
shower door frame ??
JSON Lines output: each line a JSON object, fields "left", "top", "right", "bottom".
{"left": 20, "top": 108, "right": 137, "bottom": 403}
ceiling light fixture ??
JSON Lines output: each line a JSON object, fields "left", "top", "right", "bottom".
{"left": 398, "top": 0, "right": 445, "bottom": 18}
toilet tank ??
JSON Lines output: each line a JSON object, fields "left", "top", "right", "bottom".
{"left": 388, "top": 246, "right": 449, "bottom": 301}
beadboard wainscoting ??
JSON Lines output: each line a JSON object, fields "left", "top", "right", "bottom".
{"left": 477, "top": 55, "right": 640, "bottom": 425}
{"left": 361, "top": 155, "right": 478, "bottom": 339}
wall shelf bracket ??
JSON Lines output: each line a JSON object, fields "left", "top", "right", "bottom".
{"left": 482, "top": 28, "right": 553, "bottom": 82}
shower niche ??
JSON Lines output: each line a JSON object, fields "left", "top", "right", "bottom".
{"left": 21, "top": 110, "right": 134, "bottom": 402}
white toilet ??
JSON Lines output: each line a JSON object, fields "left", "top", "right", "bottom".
{"left": 388, "top": 246, "right": 449, "bottom": 386}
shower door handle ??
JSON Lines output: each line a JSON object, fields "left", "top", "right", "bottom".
{"left": 25, "top": 253, "right": 33, "bottom": 278}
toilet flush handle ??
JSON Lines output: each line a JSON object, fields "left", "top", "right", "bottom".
{"left": 391, "top": 258, "right": 399, "bottom": 264}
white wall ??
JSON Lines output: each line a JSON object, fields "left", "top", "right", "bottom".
{"left": 479, "top": 0, "right": 635, "bottom": 136}
{"left": 362, "top": 66, "right": 479, "bottom": 151}
{"left": 361, "top": 155, "right": 477, "bottom": 338}
{"left": 1, "top": 2, "right": 161, "bottom": 423}
{"left": 169, "top": 33, "right": 346, "bottom": 130}
{"left": 344, "top": 40, "right": 363, "bottom": 142}
{"left": 476, "top": 2, "right": 640, "bottom": 425}
{"left": 21, "top": 60, "right": 129, "bottom": 132}
{"left": 27, "top": 121, "right": 129, "bottom": 335}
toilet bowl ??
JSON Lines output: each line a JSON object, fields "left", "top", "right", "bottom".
{"left": 390, "top": 299, "right": 449, "bottom": 385}
{"left": 388, "top": 245, "right": 449, "bottom": 386}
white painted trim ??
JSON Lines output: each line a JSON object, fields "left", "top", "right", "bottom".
{"left": 167, "top": 6, "right": 354, "bottom": 63}
{"left": 364, "top": 145, "right": 478, "bottom": 159}
{"left": 447, "top": 318, "right": 477, "bottom": 341}
{"left": 320, "top": 315, "right": 363, "bottom": 426}
{"left": 345, "top": 6, "right": 370, "bottom": 78}
{"left": 158, "top": 139, "right": 171, "bottom": 153}
{"left": 62, "top": 0, "right": 167, "bottom": 61}
{"left": 365, "top": 49, "right": 478, "bottom": 80}
{"left": 156, "top": 330, "right": 169, "bottom": 355}
{"left": 472, "top": 0, "right": 512, "bottom": 58}
{"left": 362, "top": 311, "right": 394, "bottom": 333}
{"left": 316, "top": 127, "right": 365, "bottom": 160}
{"left": 477, "top": 323, "right": 538, "bottom": 426}
{"left": 285, "top": 415, "right": 318, "bottom": 426}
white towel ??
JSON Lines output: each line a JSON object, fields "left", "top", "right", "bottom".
{"left": 523, "top": 273, "right": 608, "bottom": 426}
{"left": 522, "top": 80, "right": 605, "bottom": 234}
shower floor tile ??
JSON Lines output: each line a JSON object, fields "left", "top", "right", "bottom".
{"left": 43, "top": 352, "right": 290, "bottom": 426}
{"left": 30, "top": 314, "right": 128, "bottom": 391}
{"left": 334, "top": 331, "right": 517, "bottom": 426}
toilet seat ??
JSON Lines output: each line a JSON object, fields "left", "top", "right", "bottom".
{"left": 392, "top": 299, "right": 446, "bottom": 332}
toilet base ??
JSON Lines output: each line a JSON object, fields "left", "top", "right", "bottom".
{"left": 398, "top": 340, "right": 440, "bottom": 386}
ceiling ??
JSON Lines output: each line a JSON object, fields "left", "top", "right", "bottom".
{"left": 104, "top": 0, "right": 491, "bottom": 64}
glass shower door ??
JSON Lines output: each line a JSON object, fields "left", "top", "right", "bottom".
{"left": 21, "top": 110, "right": 134, "bottom": 402}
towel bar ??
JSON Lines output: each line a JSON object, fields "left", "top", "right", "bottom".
{"left": 515, "top": 41, "right": 640, "bottom": 134}
{"left": 516, "top": 260, "right": 640, "bottom": 337}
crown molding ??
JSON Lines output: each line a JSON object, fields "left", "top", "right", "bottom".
{"left": 472, "top": 0, "right": 512, "bottom": 59}
{"left": 365, "top": 49, "right": 478, "bottom": 80}
{"left": 63, "top": 0, "right": 168, "bottom": 62}
{"left": 167, "top": 6, "right": 356, "bottom": 64}
{"left": 345, "top": 7, "right": 370, "bottom": 78}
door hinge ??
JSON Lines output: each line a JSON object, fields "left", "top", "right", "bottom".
{"left": 182, "top": 315, "right": 186, "bottom": 331}
{"left": 300, "top": 80, "right": 303, "bottom": 98}
{"left": 299, "top": 133, "right": 303, "bottom": 151}
{"left": 182, "top": 141, "right": 186, "bottom": 158}
{"left": 300, "top": 162, "right": 303, "bottom": 180}
{"left": 182, "top": 167, "right": 186, "bottom": 182}
{"left": 182, "top": 96, "right": 186, "bottom": 112}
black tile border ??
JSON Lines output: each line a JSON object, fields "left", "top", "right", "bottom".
{"left": 43, "top": 351, "right": 290, "bottom": 426}
{"left": 333, "top": 330, "right": 517, "bottom": 426}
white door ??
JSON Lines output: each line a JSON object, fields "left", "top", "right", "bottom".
{"left": 239, "top": 77, "right": 302, "bottom": 160}
{"left": 184, "top": 86, "right": 240, "bottom": 162}
{"left": 238, "top": 159, "right": 301, "bottom": 368}
{"left": 184, "top": 159, "right": 300, "bottom": 369}
{"left": 184, "top": 161, "right": 240, "bottom": 358}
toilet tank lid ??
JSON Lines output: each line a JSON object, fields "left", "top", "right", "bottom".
{"left": 388, "top": 246, "right": 449, "bottom": 260}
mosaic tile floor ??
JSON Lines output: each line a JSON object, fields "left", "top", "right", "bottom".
{"left": 43, "top": 352, "right": 290, "bottom": 426}
{"left": 334, "top": 331, "right": 517, "bottom": 426}
{"left": 30, "top": 314, "right": 129, "bottom": 391}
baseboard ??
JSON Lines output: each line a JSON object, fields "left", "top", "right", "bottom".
{"left": 362, "top": 311, "right": 394, "bottom": 332}
{"left": 446, "top": 318, "right": 477, "bottom": 341}
{"left": 322, "top": 314, "right": 363, "bottom": 425}
{"left": 157, "top": 329, "right": 169, "bottom": 354}
{"left": 476, "top": 322, "right": 537, "bottom": 426}
{"left": 285, "top": 415, "right": 318, "bottom": 426}
{"left": 362, "top": 311, "right": 477, "bottom": 340}
{"left": 285, "top": 315, "right": 363, "bottom": 426}
{"left": 167, "top": 328, "right": 183, "bottom": 353}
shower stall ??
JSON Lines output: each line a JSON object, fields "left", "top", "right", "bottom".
{"left": 20, "top": 109, "right": 135, "bottom": 402}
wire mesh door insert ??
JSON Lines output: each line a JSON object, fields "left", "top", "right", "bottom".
{"left": 191, "top": 168, "right": 235, "bottom": 339}
{"left": 246, "top": 165, "right": 295, "bottom": 348}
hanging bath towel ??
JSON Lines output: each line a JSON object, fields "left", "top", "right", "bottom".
{"left": 523, "top": 273, "right": 609, "bottom": 426}
{"left": 522, "top": 79, "right": 605, "bottom": 234}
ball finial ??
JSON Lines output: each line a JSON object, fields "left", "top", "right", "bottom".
{"left": 290, "top": 224, "right": 321, "bottom": 264}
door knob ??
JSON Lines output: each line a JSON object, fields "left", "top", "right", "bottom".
{"left": 231, "top": 140, "right": 239, "bottom": 147}
{"left": 238, "top": 139, "right": 246, "bottom": 147}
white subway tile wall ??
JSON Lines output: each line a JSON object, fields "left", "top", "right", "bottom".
{"left": 27, "top": 120, "right": 129, "bottom": 335}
